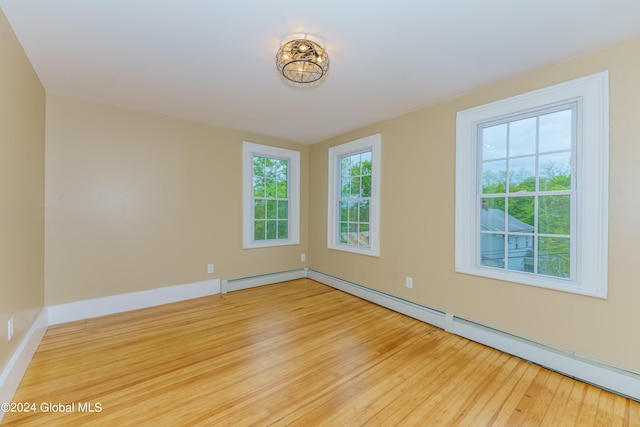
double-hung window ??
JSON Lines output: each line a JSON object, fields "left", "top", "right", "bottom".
{"left": 327, "top": 134, "right": 381, "bottom": 256}
{"left": 455, "top": 72, "right": 609, "bottom": 298}
{"left": 242, "top": 142, "right": 300, "bottom": 248}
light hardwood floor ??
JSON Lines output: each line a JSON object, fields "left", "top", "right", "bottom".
{"left": 2, "top": 279, "right": 639, "bottom": 426}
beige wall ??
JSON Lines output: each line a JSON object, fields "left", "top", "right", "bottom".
{"left": 45, "top": 94, "right": 308, "bottom": 305}
{"left": 308, "top": 37, "right": 640, "bottom": 372}
{"left": 0, "top": 11, "right": 45, "bottom": 371}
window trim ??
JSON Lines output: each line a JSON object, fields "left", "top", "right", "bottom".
{"left": 327, "top": 134, "right": 381, "bottom": 257}
{"left": 455, "top": 72, "right": 609, "bottom": 298}
{"left": 242, "top": 141, "right": 300, "bottom": 249}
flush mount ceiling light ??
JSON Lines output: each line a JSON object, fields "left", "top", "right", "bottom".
{"left": 275, "top": 39, "right": 330, "bottom": 84}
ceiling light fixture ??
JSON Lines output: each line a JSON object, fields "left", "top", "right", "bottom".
{"left": 275, "top": 39, "right": 329, "bottom": 84}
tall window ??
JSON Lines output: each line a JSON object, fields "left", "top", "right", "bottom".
{"left": 456, "top": 72, "right": 609, "bottom": 298}
{"left": 252, "top": 155, "right": 289, "bottom": 241}
{"left": 243, "top": 142, "right": 300, "bottom": 249}
{"left": 328, "top": 134, "right": 381, "bottom": 256}
{"left": 479, "top": 104, "right": 575, "bottom": 279}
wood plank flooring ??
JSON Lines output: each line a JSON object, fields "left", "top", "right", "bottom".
{"left": 2, "top": 279, "right": 639, "bottom": 426}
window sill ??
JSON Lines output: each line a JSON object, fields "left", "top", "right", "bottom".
{"left": 455, "top": 266, "right": 607, "bottom": 299}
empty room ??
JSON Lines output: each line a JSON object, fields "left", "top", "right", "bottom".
{"left": 1, "top": 1, "right": 640, "bottom": 425}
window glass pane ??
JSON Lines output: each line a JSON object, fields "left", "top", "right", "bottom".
{"left": 482, "top": 124, "right": 507, "bottom": 160}
{"left": 277, "top": 220, "right": 288, "bottom": 239}
{"left": 266, "top": 220, "right": 277, "bottom": 239}
{"left": 350, "top": 154, "right": 361, "bottom": 175}
{"left": 266, "top": 200, "right": 277, "bottom": 219}
{"left": 359, "top": 200, "right": 370, "bottom": 222}
{"left": 508, "top": 156, "right": 536, "bottom": 192}
{"left": 339, "top": 201, "right": 348, "bottom": 221}
{"left": 539, "top": 152, "right": 571, "bottom": 191}
{"left": 480, "top": 197, "right": 506, "bottom": 231}
{"left": 361, "top": 175, "right": 371, "bottom": 197}
{"left": 253, "top": 156, "right": 265, "bottom": 177}
{"left": 539, "top": 195, "right": 570, "bottom": 235}
{"left": 538, "top": 236, "right": 570, "bottom": 278}
{"left": 507, "top": 196, "right": 534, "bottom": 232}
{"left": 340, "top": 222, "right": 349, "bottom": 243}
{"left": 276, "top": 180, "right": 288, "bottom": 198}
{"left": 266, "top": 179, "right": 276, "bottom": 197}
{"left": 276, "top": 159, "right": 288, "bottom": 180}
{"left": 480, "top": 198, "right": 505, "bottom": 232}
{"left": 539, "top": 109, "right": 572, "bottom": 153}
{"left": 361, "top": 151, "right": 372, "bottom": 174}
{"left": 253, "top": 177, "right": 265, "bottom": 197}
{"left": 265, "top": 158, "right": 276, "bottom": 178}
{"left": 480, "top": 233, "right": 504, "bottom": 268}
{"left": 277, "top": 200, "right": 288, "bottom": 219}
{"left": 348, "top": 201, "right": 358, "bottom": 222}
{"left": 350, "top": 177, "right": 361, "bottom": 197}
{"left": 507, "top": 235, "right": 534, "bottom": 273}
{"left": 482, "top": 160, "right": 506, "bottom": 194}
{"left": 509, "top": 117, "right": 537, "bottom": 157}
{"left": 340, "top": 156, "right": 351, "bottom": 177}
{"left": 254, "top": 200, "right": 266, "bottom": 219}
{"left": 340, "top": 178, "right": 350, "bottom": 198}
{"left": 254, "top": 221, "right": 265, "bottom": 240}
{"left": 358, "top": 224, "right": 369, "bottom": 246}
{"left": 348, "top": 223, "right": 357, "bottom": 244}
{"left": 482, "top": 197, "right": 505, "bottom": 211}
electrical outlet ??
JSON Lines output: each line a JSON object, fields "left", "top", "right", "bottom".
{"left": 8, "top": 317, "right": 14, "bottom": 341}
{"left": 301, "top": 253, "right": 306, "bottom": 262}
{"left": 207, "top": 264, "right": 214, "bottom": 274}
{"left": 406, "top": 276, "right": 413, "bottom": 289}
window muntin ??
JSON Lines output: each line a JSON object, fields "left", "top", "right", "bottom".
{"left": 328, "top": 134, "right": 381, "bottom": 256}
{"left": 242, "top": 142, "right": 299, "bottom": 248}
{"left": 455, "top": 72, "right": 609, "bottom": 298}
{"left": 478, "top": 104, "right": 576, "bottom": 280}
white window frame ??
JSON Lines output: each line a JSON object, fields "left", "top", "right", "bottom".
{"left": 242, "top": 141, "right": 300, "bottom": 249}
{"left": 327, "top": 134, "right": 381, "bottom": 256}
{"left": 455, "top": 72, "right": 609, "bottom": 298}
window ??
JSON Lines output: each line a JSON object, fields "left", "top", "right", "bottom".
{"left": 327, "top": 134, "right": 381, "bottom": 256}
{"left": 243, "top": 142, "right": 300, "bottom": 248}
{"left": 455, "top": 72, "right": 608, "bottom": 298}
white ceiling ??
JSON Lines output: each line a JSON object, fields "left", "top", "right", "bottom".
{"left": 2, "top": 1, "right": 640, "bottom": 144}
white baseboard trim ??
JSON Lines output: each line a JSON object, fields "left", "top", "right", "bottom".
{"left": 0, "top": 309, "right": 49, "bottom": 422}
{"left": 1, "top": 278, "right": 222, "bottom": 420}
{"left": 308, "top": 269, "right": 640, "bottom": 401}
{"left": 48, "top": 279, "right": 221, "bottom": 325}
{"left": 221, "top": 269, "right": 307, "bottom": 294}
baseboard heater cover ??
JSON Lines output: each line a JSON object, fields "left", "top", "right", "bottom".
{"left": 221, "top": 269, "right": 307, "bottom": 293}
{"left": 307, "top": 269, "right": 640, "bottom": 402}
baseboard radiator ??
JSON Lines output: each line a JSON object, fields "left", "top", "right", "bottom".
{"left": 306, "top": 269, "right": 640, "bottom": 402}
{"left": 221, "top": 269, "right": 307, "bottom": 294}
